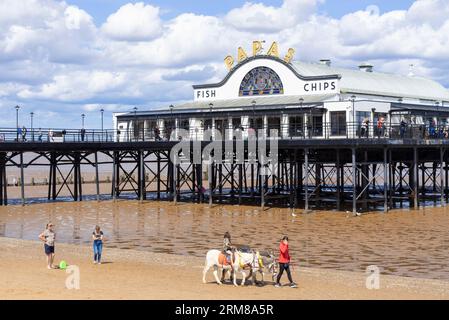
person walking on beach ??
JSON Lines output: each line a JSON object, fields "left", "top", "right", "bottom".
{"left": 274, "top": 236, "right": 297, "bottom": 288}
{"left": 38, "top": 222, "right": 56, "bottom": 269}
{"left": 92, "top": 225, "right": 104, "bottom": 264}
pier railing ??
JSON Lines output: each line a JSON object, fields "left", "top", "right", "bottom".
{"left": 0, "top": 122, "right": 447, "bottom": 143}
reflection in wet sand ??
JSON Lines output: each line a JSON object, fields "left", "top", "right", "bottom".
{"left": 1, "top": 200, "right": 449, "bottom": 280}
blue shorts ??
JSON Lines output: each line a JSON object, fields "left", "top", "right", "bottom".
{"left": 44, "top": 244, "right": 54, "bottom": 255}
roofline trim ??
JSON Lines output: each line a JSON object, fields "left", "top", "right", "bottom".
{"left": 342, "top": 89, "right": 449, "bottom": 102}
{"left": 192, "top": 55, "right": 342, "bottom": 90}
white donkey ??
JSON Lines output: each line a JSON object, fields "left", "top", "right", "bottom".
{"left": 234, "top": 250, "right": 278, "bottom": 286}
{"left": 202, "top": 249, "right": 236, "bottom": 286}
{"left": 202, "top": 249, "right": 277, "bottom": 286}
{"left": 247, "top": 251, "right": 278, "bottom": 286}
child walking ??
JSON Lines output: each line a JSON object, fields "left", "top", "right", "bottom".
{"left": 274, "top": 236, "right": 297, "bottom": 288}
{"left": 39, "top": 222, "right": 56, "bottom": 269}
{"left": 92, "top": 225, "right": 104, "bottom": 264}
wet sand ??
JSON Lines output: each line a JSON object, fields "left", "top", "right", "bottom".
{"left": 1, "top": 200, "right": 449, "bottom": 281}
{"left": 1, "top": 237, "right": 449, "bottom": 300}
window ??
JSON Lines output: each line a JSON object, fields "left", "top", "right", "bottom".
{"left": 308, "top": 115, "right": 323, "bottom": 137}
{"left": 267, "top": 117, "right": 281, "bottom": 137}
{"left": 330, "top": 111, "right": 346, "bottom": 136}
{"left": 232, "top": 117, "right": 241, "bottom": 129}
{"left": 163, "top": 119, "right": 175, "bottom": 140}
{"left": 179, "top": 119, "right": 190, "bottom": 131}
{"left": 289, "top": 116, "right": 304, "bottom": 137}
{"left": 249, "top": 117, "right": 263, "bottom": 130}
{"left": 239, "top": 67, "right": 283, "bottom": 96}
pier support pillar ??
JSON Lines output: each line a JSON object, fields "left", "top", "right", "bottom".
{"left": 20, "top": 152, "right": 25, "bottom": 206}
{"left": 352, "top": 148, "right": 357, "bottom": 215}
{"left": 304, "top": 148, "right": 309, "bottom": 212}
{"left": 95, "top": 152, "right": 100, "bottom": 202}
{"left": 0, "top": 152, "right": 6, "bottom": 206}
{"left": 413, "top": 147, "right": 419, "bottom": 208}
{"left": 441, "top": 147, "right": 445, "bottom": 205}
{"left": 384, "top": 148, "right": 388, "bottom": 213}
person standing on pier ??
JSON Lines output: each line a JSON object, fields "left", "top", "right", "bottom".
{"left": 80, "top": 128, "right": 86, "bottom": 142}
{"left": 38, "top": 128, "right": 43, "bottom": 142}
{"left": 400, "top": 119, "right": 407, "bottom": 138}
{"left": 92, "top": 225, "right": 104, "bottom": 264}
{"left": 274, "top": 236, "right": 297, "bottom": 288}
{"left": 39, "top": 223, "right": 56, "bottom": 269}
{"left": 21, "top": 126, "right": 27, "bottom": 142}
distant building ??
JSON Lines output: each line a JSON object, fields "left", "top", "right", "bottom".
{"left": 114, "top": 43, "right": 449, "bottom": 142}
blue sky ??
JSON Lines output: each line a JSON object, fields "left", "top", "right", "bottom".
{"left": 0, "top": 0, "right": 448, "bottom": 129}
{"left": 73, "top": 0, "right": 417, "bottom": 23}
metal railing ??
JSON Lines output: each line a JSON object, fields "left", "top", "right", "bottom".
{"left": 0, "top": 122, "right": 447, "bottom": 143}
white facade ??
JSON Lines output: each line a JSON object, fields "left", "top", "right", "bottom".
{"left": 115, "top": 54, "right": 449, "bottom": 141}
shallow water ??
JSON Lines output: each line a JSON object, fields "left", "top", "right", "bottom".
{"left": 1, "top": 200, "right": 449, "bottom": 280}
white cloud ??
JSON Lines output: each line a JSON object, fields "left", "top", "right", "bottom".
{"left": 64, "top": 5, "right": 94, "bottom": 30}
{"left": 101, "top": 2, "right": 162, "bottom": 41}
{"left": 225, "top": 0, "right": 323, "bottom": 32}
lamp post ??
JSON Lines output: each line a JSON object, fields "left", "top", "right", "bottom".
{"left": 350, "top": 95, "right": 356, "bottom": 137}
{"left": 100, "top": 108, "right": 104, "bottom": 141}
{"left": 133, "top": 107, "right": 138, "bottom": 141}
{"left": 436, "top": 101, "right": 440, "bottom": 126}
{"left": 15, "top": 105, "right": 20, "bottom": 141}
{"left": 100, "top": 108, "right": 104, "bottom": 131}
{"left": 30, "top": 112, "right": 34, "bottom": 141}
{"left": 169, "top": 105, "right": 174, "bottom": 139}
{"left": 299, "top": 98, "right": 304, "bottom": 136}
{"left": 81, "top": 113, "right": 85, "bottom": 128}
{"left": 251, "top": 100, "right": 257, "bottom": 133}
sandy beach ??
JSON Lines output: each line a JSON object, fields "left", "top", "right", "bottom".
{"left": 1, "top": 237, "right": 449, "bottom": 300}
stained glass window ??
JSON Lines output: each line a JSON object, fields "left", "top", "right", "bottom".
{"left": 239, "top": 67, "right": 283, "bottom": 96}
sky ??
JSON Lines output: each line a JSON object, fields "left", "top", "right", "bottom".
{"left": 0, "top": 0, "right": 448, "bottom": 129}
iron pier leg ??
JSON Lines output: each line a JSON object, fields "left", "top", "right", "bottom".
{"left": 95, "top": 152, "right": 100, "bottom": 202}
{"left": 441, "top": 147, "right": 445, "bottom": 205}
{"left": 111, "top": 152, "right": 117, "bottom": 201}
{"left": 20, "top": 152, "right": 25, "bottom": 206}
{"left": 336, "top": 149, "right": 341, "bottom": 211}
{"left": 304, "top": 148, "right": 309, "bottom": 213}
{"left": 139, "top": 151, "right": 145, "bottom": 203}
{"left": 413, "top": 147, "right": 419, "bottom": 208}
{"left": 384, "top": 147, "right": 388, "bottom": 213}
{"left": 208, "top": 160, "right": 213, "bottom": 207}
{"left": 352, "top": 148, "right": 357, "bottom": 215}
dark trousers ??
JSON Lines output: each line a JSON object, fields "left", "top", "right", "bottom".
{"left": 276, "top": 262, "right": 293, "bottom": 284}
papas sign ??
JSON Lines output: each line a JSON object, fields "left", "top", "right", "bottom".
{"left": 224, "top": 41, "right": 295, "bottom": 71}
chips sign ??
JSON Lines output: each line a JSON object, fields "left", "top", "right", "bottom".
{"left": 224, "top": 41, "right": 295, "bottom": 71}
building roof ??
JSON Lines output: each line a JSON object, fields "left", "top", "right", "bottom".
{"left": 172, "top": 94, "right": 335, "bottom": 110}
{"left": 291, "top": 61, "right": 449, "bottom": 102}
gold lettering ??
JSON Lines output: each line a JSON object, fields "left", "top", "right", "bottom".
{"left": 224, "top": 55, "right": 234, "bottom": 71}
{"left": 252, "top": 41, "right": 263, "bottom": 56}
{"left": 284, "top": 48, "right": 295, "bottom": 63}
{"left": 237, "top": 47, "right": 248, "bottom": 63}
{"left": 267, "top": 42, "right": 279, "bottom": 57}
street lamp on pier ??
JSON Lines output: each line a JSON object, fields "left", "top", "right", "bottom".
{"left": 100, "top": 108, "right": 104, "bottom": 141}
{"left": 133, "top": 107, "right": 138, "bottom": 141}
{"left": 81, "top": 114, "right": 85, "bottom": 128}
{"left": 100, "top": 108, "right": 104, "bottom": 131}
{"left": 15, "top": 105, "right": 20, "bottom": 141}
{"left": 350, "top": 95, "right": 356, "bottom": 137}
